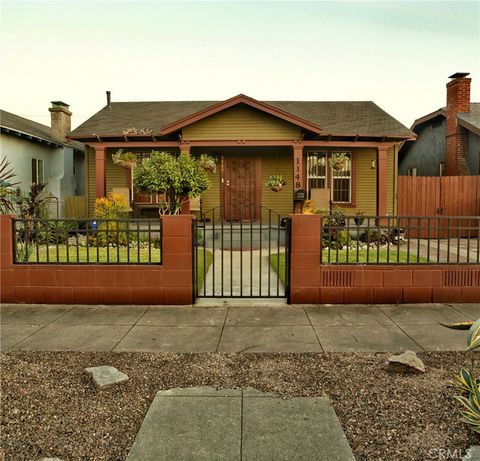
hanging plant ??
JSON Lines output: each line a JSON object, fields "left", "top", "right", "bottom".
{"left": 266, "top": 174, "right": 286, "bottom": 192}
{"left": 112, "top": 150, "right": 139, "bottom": 168}
{"left": 198, "top": 154, "right": 217, "bottom": 173}
{"left": 328, "top": 152, "right": 349, "bottom": 171}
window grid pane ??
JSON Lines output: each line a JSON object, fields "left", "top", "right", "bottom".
{"left": 332, "top": 153, "right": 351, "bottom": 203}
{"left": 307, "top": 152, "right": 327, "bottom": 199}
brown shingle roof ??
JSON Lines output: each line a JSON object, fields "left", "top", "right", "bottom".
{"left": 1, "top": 109, "right": 54, "bottom": 142}
{"left": 1, "top": 109, "right": 84, "bottom": 150}
{"left": 71, "top": 100, "right": 414, "bottom": 139}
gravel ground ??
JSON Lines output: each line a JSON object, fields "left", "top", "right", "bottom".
{"left": 1, "top": 351, "right": 478, "bottom": 461}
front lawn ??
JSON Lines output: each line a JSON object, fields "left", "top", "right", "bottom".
{"left": 20, "top": 244, "right": 161, "bottom": 264}
{"left": 195, "top": 248, "right": 213, "bottom": 289}
{"left": 270, "top": 249, "right": 428, "bottom": 277}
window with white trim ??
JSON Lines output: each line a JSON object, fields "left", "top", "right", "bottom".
{"left": 332, "top": 153, "right": 352, "bottom": 203}
{"left": 307, "top": 152, "right": 352, "bottom": 203}
{"left": 31, "top": 158, "right": 44, "bottom": 184}
{"left": 307, "top": 152, "right": 327, "bottom": 196}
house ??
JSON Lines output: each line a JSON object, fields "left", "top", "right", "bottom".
{"left": 1, "top": 102, "right": 85, "bottom": 216}
{"left": 69, "top": 93, "right": 414, "bottom": 219}
{"left": 399, "top": 73, "right": 480, "bottom": 176}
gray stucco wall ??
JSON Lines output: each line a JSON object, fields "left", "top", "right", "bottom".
{"left": 399, "top": 119, "right": 446, "bottom": 176}
{"left": 1, "top": 133, "right": 78, "bottom": 217}
{"left": 467, "top": 131, "right": 480, "bottom": 175}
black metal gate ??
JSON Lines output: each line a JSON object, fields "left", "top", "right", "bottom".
{"left": 193, "top": 205, "right": 291, "bottom": 300}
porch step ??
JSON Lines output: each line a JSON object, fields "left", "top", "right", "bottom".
{"left": 195, "top": 298, "right": 288, "bottom": 307}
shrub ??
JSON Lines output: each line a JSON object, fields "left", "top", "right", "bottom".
{"left": 442, "top": 319, "right": 480, "bottom": 433}
{"left": 94, "top": 193, "right": 129, "bottom": 247}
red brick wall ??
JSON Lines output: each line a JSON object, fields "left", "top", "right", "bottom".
{"left": 0, "top": 214, "right": 193, "bottom": 305}
{"left": 445, "top": 76, "right": 471, "bottom": 176}
{"left": 290, "top": 214, "right": 480, "bottom": 304}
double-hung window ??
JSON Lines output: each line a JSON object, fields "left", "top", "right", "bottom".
{"left": 31, "top": 158, "right": 44, "bottom": 184}
{"left": 307, "top": 152, "right": 352, "bottom": 204}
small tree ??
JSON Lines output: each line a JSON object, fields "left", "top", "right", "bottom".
{"left": 0, "top": 157, "right": 19, "bottom": 214}
{"left": 133, "top": 151, "right": 210, "bottom": 214}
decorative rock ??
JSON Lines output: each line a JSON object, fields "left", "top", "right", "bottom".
{"left": 464, "top": 446, "right": 480, "bottom": 461}
{"left": 386, "top": 350, "right": 425, "bottom": 374}
{"left": 85, "top": 365, "right": 129, "bottom": 389}
{"left": 38, "top": 458, "right": 64, "bottom": 461}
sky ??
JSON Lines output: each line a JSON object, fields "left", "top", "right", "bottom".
{"left": 1, "top": 1, "right": 479, "bottom": 130}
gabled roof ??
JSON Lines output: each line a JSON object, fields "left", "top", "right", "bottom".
{"left": 0, "top": 109, "right": 84, "bottom": 150}
{"left": 0, "top": 109, "right": 60, "bottom": 146}
{"left": 457, "top": 103, "right": 480, "bottom": 136}
{"left": 70, "top": 96, "right": 414, "bottom": 140}
{"left": 410, "top": 103, "right": 480, "bottom": 136}
{"left": 160, "top": 94, "right": 322, "bottom": 135}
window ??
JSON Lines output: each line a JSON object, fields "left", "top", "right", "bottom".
{"left": 307, "top": 152, "right": 327, "bottom": 196}
{"left": 407, "top": 167, "right": 417, "bottom": 176}
{"left": 31, "top": 158, "right": 44, "bottom": 184}
{"left": 307, "top": 152, "right": 352, "bottom": 203}
{"left": 332, "top": 153, "right": 352, "bottom": 203}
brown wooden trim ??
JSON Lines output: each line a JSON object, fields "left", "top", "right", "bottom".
{"left": 377, "top": 146, "right": 388, "bottom": 216}
{"left": 94, "top": 146, "right": 106, "bottom": 198}
{"left": 83, "top": 140, "right": 398, "bottom": 149}
{"left": 159, "top": 94, "right": 322, "bottom": 135}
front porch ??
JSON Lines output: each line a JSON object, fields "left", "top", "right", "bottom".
{"left": 87, "top": 140, "right": 395, "bottom": 219}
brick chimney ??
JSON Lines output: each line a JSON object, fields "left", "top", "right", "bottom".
{"left": 49, "top": 101, "right": 72, "bottom": 142}
{"left": 445, "top": 72, "right": 471, "bottom": 175}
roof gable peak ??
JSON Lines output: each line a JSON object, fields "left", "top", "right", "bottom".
{"left": 160, "top": 94, "right": 322, "bottom": 135}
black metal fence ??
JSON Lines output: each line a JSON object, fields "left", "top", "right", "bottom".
{"left": 193, "top": 205, "right": 290, "bottom": 298}
{"left": 320, "top": 215, "right": 480, "bottom": 265}
{"left": 13, "top": 218, "right": 162, "bottom": 264}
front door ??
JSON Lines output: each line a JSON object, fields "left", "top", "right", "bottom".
{"left": 223, "top": 155, "right": 260, "bottom": 221}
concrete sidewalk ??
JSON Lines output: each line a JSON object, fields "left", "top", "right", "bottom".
{"left": 126, "top": 387, "right": 355, "bottom": 461}
{"left": 1, "top": 303, "right": 478, "bottom": 353}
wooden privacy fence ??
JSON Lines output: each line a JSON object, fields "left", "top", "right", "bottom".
{"left": 397, "top": 176, "right": 480, "bottom": 238}
{"left": 65, "top": 196, "right": 87, "bottom": 218}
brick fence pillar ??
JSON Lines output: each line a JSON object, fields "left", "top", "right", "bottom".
{"left": 0, "top": 214, "right": 14, "bottom": 269}
{"left": 161, "top": 214, "right": 194, "bottom": 304}
{"left": 289, "top": 214, "right": 321, "bottom": 304}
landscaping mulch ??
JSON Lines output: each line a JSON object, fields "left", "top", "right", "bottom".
{"left": 1, "top": 351, "right": 478, "bottom": 461}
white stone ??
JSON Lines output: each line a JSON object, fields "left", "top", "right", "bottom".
{"left": 85, "top": 365, "right": 129, "bottom": 389}
{"left": 387, "top": 350, "right": 425, "bottom": 374}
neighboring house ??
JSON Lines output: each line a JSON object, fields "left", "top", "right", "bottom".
{"left": 70, "top": 93, "right": 414, "bottom": 219}
{"left": 399, "top": 73, "right": 480, "bottom": 176}
{"left": 1, "top": 102, "right": 85, "bottom": 216}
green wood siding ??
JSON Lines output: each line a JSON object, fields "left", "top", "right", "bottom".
{"left": 86, "top": 148, "right": 129, "bottom": 217}
{"left": 86, "top": 147, "right": 96, "bottom": 217}
{"left": 261, "top": 151, "right": 293, "bottom": 218}
{"left": 200, "top": 157, "right": 221, "bottom": 213}
{"left": 105, "top": 149, "right": 129, "bottom": 193}
{"left": 182, "top": 106, "right": 301, "bottom": 141}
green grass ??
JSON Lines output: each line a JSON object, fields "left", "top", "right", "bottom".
{"left": 270, "top": 249, "right": 428, "bottom": 276}
{"left": 270, "top": 253, "right": 286, "bottom": 285}
{"left": 320, "top": 248, "right": 429, "bottom": 264}
{"left": 195, "top": 248, "right": 213, "bottom": 290}
{"left": 21, "top": 244, "right": 161, "bottom": 264}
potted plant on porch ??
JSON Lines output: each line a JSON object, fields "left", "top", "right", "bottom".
{"left": 354, "top": 211, "right": 365, "bottom": 226}
{"left": 328, "top": 152, "right": 349, "bottom": 171}
{"left": 266, "top": 174, "right": 286, "bottom": 192}
{"left": 198, "top": 154, "right": 217, "bottom": 173}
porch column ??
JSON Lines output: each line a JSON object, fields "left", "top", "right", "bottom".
{"left": 376, "top": 146, "right": 388, "bottom": 217}
{"left": 180, "top": 143, "right": 191, "bottom": 213}
{"left": 293, "top": 142, "right": 304, "bottom": 213}
{"left": 180, "top": 143, "right": 191, "bottom": 155}
{"left": 95, "top": 146, "right": 106, "bottom": 198}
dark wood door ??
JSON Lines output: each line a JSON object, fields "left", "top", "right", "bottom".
{"left": 223, "top": 155, "right": 259, "bottom": 221}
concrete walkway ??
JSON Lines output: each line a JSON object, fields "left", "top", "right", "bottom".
{"left": 200, "top": 248, "right": 285, "bottom": 297}
{"left": 1, "top": 303, "right": 478, "bottom": 352}
{"left": 126, "top": 386, "right": 355, "bottom": 461}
